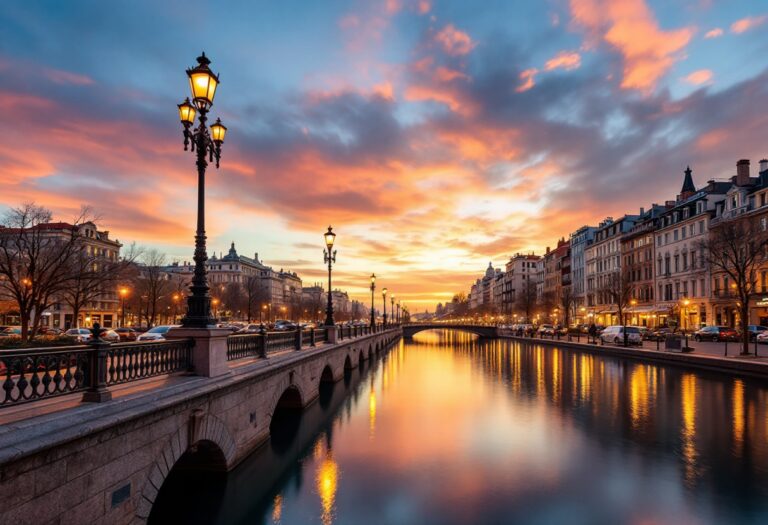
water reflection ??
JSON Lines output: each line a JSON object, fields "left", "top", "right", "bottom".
{"left": 157, "top": 330, "right": 768, "bottom": 524}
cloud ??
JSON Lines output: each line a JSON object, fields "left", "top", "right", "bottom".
{"left": 516, "top": 69, "right": 538, "bottom": 93}
{"left": 731, "top": 15, "right": 767, "bottom": 34}
{"left": 543, "top": 51, "right": 582, "bottom": 71}
{"left": 704, "top": 28, "right": 723, "bottom": 39}
{"left": 682, "top": 69, "right": 713, "bottom": 85}
{"left": 569, "top": 0, "right": 694, "bottom": 92}
{"left": 434, "top": 24, "right": 475, "bottom": 56}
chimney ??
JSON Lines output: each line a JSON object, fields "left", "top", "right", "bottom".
{"left": 736, "top": 159, "right": 750, "bottom": 186}
{"left": 760, "top": 159, "right": 768, "bottom": 174}
{"left": 639, "top": 207, "right": 645, "bottom": 215}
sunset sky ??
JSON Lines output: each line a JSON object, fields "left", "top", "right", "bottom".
{"left": 2, "top": 0, "right": 768, "bottom": 310}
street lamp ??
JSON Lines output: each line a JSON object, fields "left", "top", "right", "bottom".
{"left": 323, "top": 226, "right": 337, "bottom": 327}
{"left": 682, "top": 298, "right": 691, "bottom": 332}
{"left": 391, "top": 294, "right": 396, "bottom": 325}
{"left": 370, "top": 273, "right": 376, "bottom": 328}
{"left": 178, "top": 52, "right": 227, "bottom": 329}
{"left": 212, "top": 298, "right": 220, "bottom": 318}
{"left": 397, "top": 302, "right": 401, "bottom": 323}
{"left": 382, "top": 287, "right": 388, "bottom": 327}
{"left": 119, "top": 287, "right": 129, "bottom": 327}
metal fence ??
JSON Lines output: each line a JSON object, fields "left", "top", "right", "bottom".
{"left": 0, "top": 339, "right": 193, "bottom": 407}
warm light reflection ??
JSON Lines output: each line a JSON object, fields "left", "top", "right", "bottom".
{"left": 271, "top": 493, "right": 283, "bottom": 523}
{"left": 629, "top": 366, "right": 649, "bottom": 430}
{"left": 315, "top": 451, "right": 340, "bottom": 525}
{"left": 733, "top": 379, "right": 745, "bottom": 454}
{"left": 681, "top": 374, "right": 698, "bottom": 486}
{"left": 369, "top": 382, "right": 377, "bottom": 439}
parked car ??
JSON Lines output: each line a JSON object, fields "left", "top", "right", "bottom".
{"left": 647, "top": 327, "right": 673, "bottom": 342}
{"left": 744, "top": 325, "right": 768, "bottom": 341}
{"left": 237, "top": 324, "right": 264, "bottom": 334}
{"left": 64, "top": 328, "right": 92, "bottom": 343}
{"left": 137, "top": 325, "right": 177, "bottom": 341}
{"left": 97, "top": 329, "right": 121, "bottom": 343}
{"left": 600, "top": 325, "right": 642, "bottom": 345}
{"left": 537, "top": 324, "right": 555, "bottom": 336}
{"left": 756, "top": 331, "right": 768, "bottom": 344}
{"left": 114, "top": 327, "right": 138, "bottom": 341}
{"left": 0, "top": 326, "right": 22, "bottom": 338}
{"left": 693, "top": 326, "right": 738, "bottom": 342}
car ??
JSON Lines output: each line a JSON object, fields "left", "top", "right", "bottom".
{"left": 600, "top": 325, "right": 642, "bottom": 345}
{"left": 64, "top": 328, "right": 93, "bottom": 343}
{"left": 693, "top": 326, "right": 738, "bottom": 342}
{"left": 98, "top": 329, "right": 121, "bottom": 343}
{"left": 237, "top": 323, "right": 264, "bottom": 334}
{"left": 646, "top": 327, "right": 673, "bottom": 341}
{"left": 0, "top": 326, "right": 23, "bottom": 338}
{"left": 114, "top": 327, "right": 138, "bottom": 341}
{"left": 137, "top": 325, "right": 177, "bottom": 341}
{"left": 537, "top": 324, "right": 555, "bottom": 336}
{"left": 757, "top": 331, "right": 768, "bottom": 344}
{"left": 744, "top": 325, "right": 768, "bottom": 341}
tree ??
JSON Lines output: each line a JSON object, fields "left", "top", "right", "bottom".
{"left": 451, "top": 293, "right": 469, "bottom": 317}
{"left": 133, "top": 250, "right": 172, "bottom": 328}
{"left": 243, "top": 275, "right": 264, "bottom": 322}
{"left": 0, "top": 204, "right": 89, "bottom": 342}
{"left": 515, "top": 280, "right": 538, "bottom": 322}
{"left": 559, "top": 286, "right": 575, "bottom": 327}
{"left": 600, "top": 269, "right": 634, "bottom": 327}
{"left": 60, "top": 243, "right": 139, "bottom": 328}
{"left": 222, "top": 282, "right": 244, "bottom": 320}
{"left": 697, "top": 215, "right": 768, "bottom": 355}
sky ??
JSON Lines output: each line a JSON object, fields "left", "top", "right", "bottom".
{"left": 2, "top": 0, "right": 768, "bottom": 311}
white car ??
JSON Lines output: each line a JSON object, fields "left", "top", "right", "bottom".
{"left": 137, "top": 325, "right": 177, "bottom": 341}
{"left": 757, "top": 331, "right": 768, "bottom": 344}
{"left": 600, "top": 325, "right": 642, "bottom": 346}
{"left": 65, "top": 328, "right": 93, "bottom": 343}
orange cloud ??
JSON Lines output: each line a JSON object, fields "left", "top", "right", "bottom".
{"left": 418, "top": 1, "right": 431, "bottom": 14}
{"left": 543, "top": 51, "right": 582, "bottom": 71}
{"left": 516, "top": 69, "right": 538, "bottom": 93}
{"left": 682, "top": 69, "right": 713, "bottom": 85}
{"left": 434, "top": 66, "right": 469, "bottom": 82}
{"left": 404, "top": 84, "right": 476, "bottom": 115}
{"left": 434, "top": 24, "right": 475, "bottom": 56}
{"left": 569, "top": 0, "right": 694, "bottom": 92}
{"left": 731, "top": 15, "right": 767, "bottom": 34}
{"left": 704, "top": 28, "right": 723, "bottom": 39}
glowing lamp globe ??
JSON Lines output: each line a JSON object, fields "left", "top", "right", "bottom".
{"left": 210, "top": 118, "right": 227, "bottom": 144}
{"left": 177, "top": 98, "right": 196, "bottom": 126}
{"left": 324, "top": 226, "right": 336, "bottom": 250}
{"left": 187, "top": 52, "right": 219, "bottom": 110}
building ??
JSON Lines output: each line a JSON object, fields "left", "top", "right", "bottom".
{"left": 569, "top": 225, "right": 596, "bottom": 323}
{"left": 584, "top": 214, "right": 640, "bottom": 325}
{"left": 501, "top": 253, "right": 541, "bottom": 317}
{"left": 653, "top": 170, "right": 730, "bottom": 329}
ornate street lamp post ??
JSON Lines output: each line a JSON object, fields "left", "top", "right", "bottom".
{"left": 323, "top": 226, "right": 337, "bottom": 327}
{"left": 391, "top": 294, "right": 396, "bottom": 325}
{"left": 119, "top": 287, "right": 128, "bottom": 327}
{"left": 382, "top": 288, "right": 388, "bottom": 328}
{"left": 370, "top": 273, "right": 376, "bottom": 328}
{"left": 397, "top": 302, "right": 401, "bottom": 323}
{"left": 177, "top": 53, "right": 227, "bottom": 329}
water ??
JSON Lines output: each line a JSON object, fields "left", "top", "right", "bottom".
{"left": 152, "top": 330, "right": 768, "bottom": 524}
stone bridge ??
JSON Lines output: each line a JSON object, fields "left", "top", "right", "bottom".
{"left": 402, "top": 323, "right": 499, "bottom": 339}
{"left": 0, "top": 327, "right": 401, "bottom": 524}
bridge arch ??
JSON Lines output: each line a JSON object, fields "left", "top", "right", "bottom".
{"left": 401, "top": 324, "right": 497, "bottom": 339}
{"left": 320, "top": 364, "right": 335, "bottom": 384}
{"left": 139, "top": 413, "right": 236, "bottom": 522}
{"left": 344, "top": 354, "right": 353, "bottom": 370}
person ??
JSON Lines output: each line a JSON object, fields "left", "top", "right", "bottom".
{"left": 588, "top": 323, "right": 597, "bottom": 343}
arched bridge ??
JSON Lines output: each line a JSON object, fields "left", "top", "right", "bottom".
{"left": 402, "top": 323, "right": 499, "bottom": 339}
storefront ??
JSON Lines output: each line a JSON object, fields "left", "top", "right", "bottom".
{"left": 749, "top": 296, "right": 768, "bottom": 326}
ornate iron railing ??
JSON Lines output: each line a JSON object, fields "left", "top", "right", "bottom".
{"left": 266, "top": 331, "right": 296, "bottom": 353}
{"left": 105, "top": 339, "right": 192, "bottom": 385}
{"left": 1, "top": 345, "right": 90, "bottom": 405}
{"left": 314, "top": 328, "right": 328, "bottom": 344}
{"left": 227, "top": 333, "right": 265, "bottom": 360}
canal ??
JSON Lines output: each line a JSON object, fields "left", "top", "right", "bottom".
{"left": 151, "top": 329, "right": 768, "bottom": 524}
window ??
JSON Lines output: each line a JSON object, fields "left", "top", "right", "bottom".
{"left": 682, "top": 227, "right": 687, "bottom": 239}
{"left": 699, "top": 220, "right": 705, "bottom": 234}
{"left": 692, "top": 280, "right": 697, "bottom": 297}
{"left": 674, "top": 254, "right": 679, "bottom": 273}
{"left": 682, "top": 252, "right": 688, "bottom": 270}
{"left": 674, "top": 229, "right": 679, "bottom": 241}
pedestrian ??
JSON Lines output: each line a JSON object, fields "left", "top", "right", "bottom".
{"left": 588, "top": 323, "right": 597, "bottom": 343}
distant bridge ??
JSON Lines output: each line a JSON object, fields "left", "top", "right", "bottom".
{"left": 402, "top": 323, "right": 499, "bottom": 339}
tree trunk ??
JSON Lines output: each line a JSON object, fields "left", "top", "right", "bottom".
{"left": 741, "top": 303, "right": 750, "bottom": 355}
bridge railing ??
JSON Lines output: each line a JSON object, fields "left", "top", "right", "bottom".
{"left": 225, "top": 323, "right": 390, "bottom": 361}
{"left": 0, "top": 338, "right": 193, "bottom": 407}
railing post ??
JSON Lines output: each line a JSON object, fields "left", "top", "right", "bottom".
{"left": 294, "top": 327, "right": 302, "bottom": 351}
{"left": 259, "top": 325, "right": 268, "bottom": 358}
{"left": 82, "top": 323, "right": 112, "bottom": 403}
{"left": 310, "top": 327, "right": 316, "bottom": 347}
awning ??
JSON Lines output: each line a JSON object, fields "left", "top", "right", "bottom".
{"left": 627, "top": 306, "right": 655, "bottom": 313}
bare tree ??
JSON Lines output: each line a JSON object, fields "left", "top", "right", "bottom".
{"left": 515, "top": 280, "right": 538, "bottom": 322}
{"left": 451, "top": 292, "right": 469, "bottom": 317}
{"left": 222, "top": 282, "right": 244, "bottom": 320}
{"left": 133, "top": 249, "right": 172, "bottom": 328}
{"left": 600, "top": 269, "right": 634, "bottom": 326}
{"left": 0, "top": 204, "right": 90, "bottom": 341}
{"left": 243, "top": 275, "right": 265, "bottom": 322}
{"left": 696, "top": 215, "right": 768, "bottom": 355}
{"left": 559, "top": 286, "right": 575, "bottom": 328}
{"left": 60, "top": 243, "right": 140, "bottom": 328}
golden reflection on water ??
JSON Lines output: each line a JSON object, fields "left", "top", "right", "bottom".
{"left": 271, "top": 494, "right": 282, "bottom": 523}
{"left": 681, "top": 374, "right": 698, "bottom": 486}
{"left": 314, "top": 438, "right": 340, "bottom": 525}
{"left": 368, "top": 378, "right": 377, "bottom": 440}
{"left": 733, "top": 379, "right": 745, "bottom": 455}
{"left": 629, "top": 366, "right": 649, "bottom": 430}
